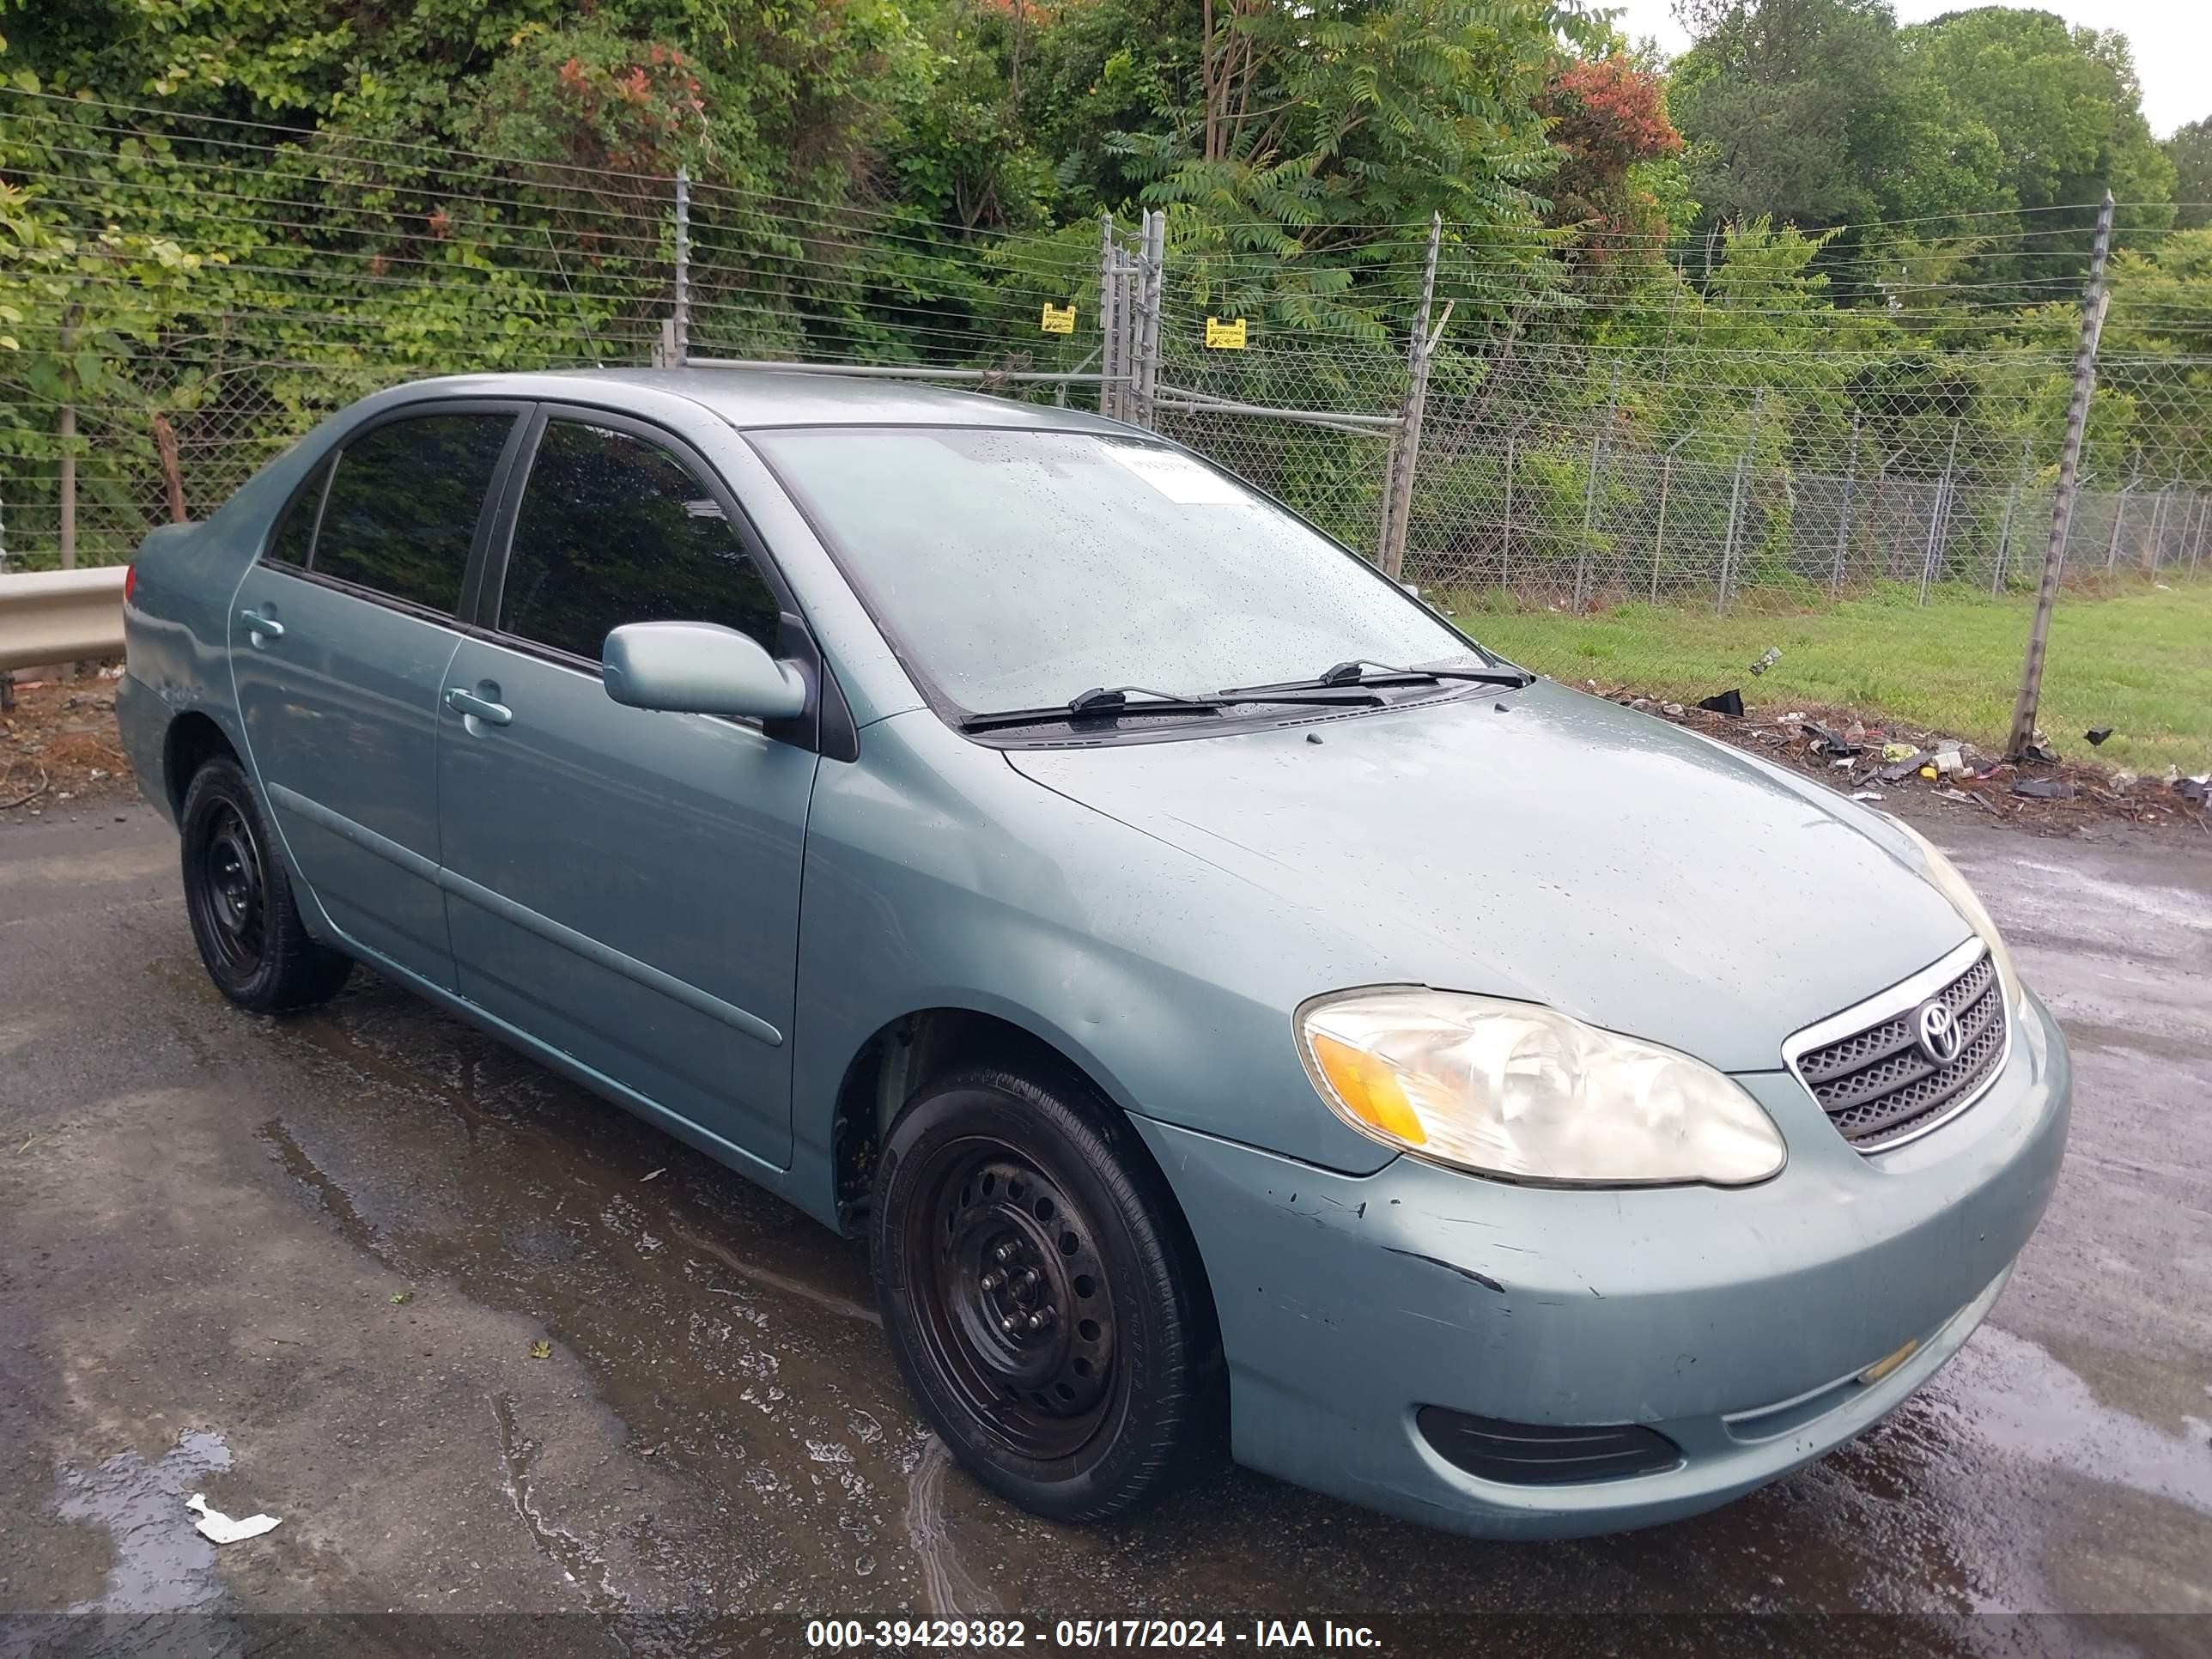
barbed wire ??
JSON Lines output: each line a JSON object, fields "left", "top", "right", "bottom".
{"left": 4, "top": 92, "right": 2209, "bottom": 629}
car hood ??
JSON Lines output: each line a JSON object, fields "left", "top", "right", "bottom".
{"left": 1003, "top": 680, "right": 1972, "bottom": 1072}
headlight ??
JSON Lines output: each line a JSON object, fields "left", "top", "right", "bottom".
{"left": 1883, "top": 817, "right": 2026, "bottom": 1016}
{"left": 1297, "top": 990, "right": 1786, "bottom": 1187}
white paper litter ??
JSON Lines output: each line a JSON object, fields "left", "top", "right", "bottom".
{"left": 187, "top": 1492, "right": 282, "bottom": 1544}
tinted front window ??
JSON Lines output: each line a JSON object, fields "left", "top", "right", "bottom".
{"left": 314, "top": 414, "right": 513, "bottom": 613}
{"left": 750, "top": 428, "right": 1477, "bottom": 714}
{"left": 498, "top": 420, "right": 780, "bottom": 661}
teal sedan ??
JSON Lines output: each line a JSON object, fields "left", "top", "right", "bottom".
{"left": 115, "top": 368, "right": 2069, "bottom": 1538}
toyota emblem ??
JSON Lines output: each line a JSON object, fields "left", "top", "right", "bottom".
{"left": 1915, "top": 1000, "right": 1964, "bottom": 1066}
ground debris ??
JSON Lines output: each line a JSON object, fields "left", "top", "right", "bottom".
{"left": 1607, "top": 683, "right": 2198, "bottom": 839}
{"left": 1, "top": 673, "right": 131, "bottom": 818}
{"left": 186, "top": 1493, "right": 281, "bottom": 1545}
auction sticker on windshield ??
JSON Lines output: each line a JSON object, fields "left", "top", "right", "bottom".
{"left": 1101, "top": 443, "right": 1249, "bottom": 504}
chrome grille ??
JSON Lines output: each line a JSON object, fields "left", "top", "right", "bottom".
{"left": 1791, "top": 948, "right": 2008, "bottom": 1152}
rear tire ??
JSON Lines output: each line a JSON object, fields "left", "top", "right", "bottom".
{"left": 179, "top": 755, "right": 352, "bottom": 1013}
{"left": 872, "top": 1064, "right": 1222, "bottom": 1522}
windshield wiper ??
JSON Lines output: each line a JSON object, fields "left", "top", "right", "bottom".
{"left": 1223, "top": 658, "right": 1534, "bottom": 697}
{"left": 959, "top": 682, "right": 1380, "bottom": 734}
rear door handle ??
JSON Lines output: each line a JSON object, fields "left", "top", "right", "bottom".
{"left": 238, "top": 608, "right": 285, "bottom": 641}
{"left": 445, "top": 686, "right": 513, "bottom": 727}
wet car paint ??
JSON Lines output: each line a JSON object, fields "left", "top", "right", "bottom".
{"left": 0, "top": 804, "right": 2204, "bottom": 1653}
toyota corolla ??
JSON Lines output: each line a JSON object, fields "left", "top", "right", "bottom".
{"left": 114, "top": 368, "right": 2069, "bottom": 1538}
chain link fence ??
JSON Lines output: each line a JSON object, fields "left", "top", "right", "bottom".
{"left": 4, "top": 87, "right": 2208, "bottom": 635}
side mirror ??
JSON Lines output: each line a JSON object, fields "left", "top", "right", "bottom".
{"left": 602, "top": 621, "right": 809, "bottom": 722}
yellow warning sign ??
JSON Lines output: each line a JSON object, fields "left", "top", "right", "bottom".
{"left": 1205, "top": 316, "right": 1248, "bottom": 349}
{"left": 1039, "top": 302, "right": 1077, "bottom": 335}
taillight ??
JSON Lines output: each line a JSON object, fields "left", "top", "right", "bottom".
{"left": 124, "top": 562, "right": 137, "bottom": 606}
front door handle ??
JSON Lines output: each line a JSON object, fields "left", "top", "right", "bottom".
{"left": 239, "top": 608, "right": 285, "bottom": 642}
{"left": 445, "top": 686, "right": 513, "bottom": 727}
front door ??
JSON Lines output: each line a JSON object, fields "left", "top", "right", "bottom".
{"left": 230, "top": 405, "right": 521, "bottom": 989}
{"left": 435, "top": 411, "right": 817, "bottom": 1168}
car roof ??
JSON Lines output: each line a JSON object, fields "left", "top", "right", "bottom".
{"left": 392, "top": 366, "right": 1130, "bottom": 434}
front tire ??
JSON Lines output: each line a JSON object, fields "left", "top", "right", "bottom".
{"left": 179, "top": 756, "right": 352, "bottom": 1013}
{"left": 872, "top": 1065, "right": 1221, "bottom": 1522}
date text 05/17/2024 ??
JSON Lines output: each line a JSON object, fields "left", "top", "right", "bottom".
{"left": 804, "top": 1620, "right": 1384, "bottom": 1650}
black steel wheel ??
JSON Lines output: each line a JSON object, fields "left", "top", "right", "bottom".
{"left": 179, "top": 755, "right": 354, "bottom": 1013}
{"left": 192, "top": 799, "right": 268, "bottom": 978}
{"left": 872, "top": 1065, "right": 1222, "bottom": 1522}
{"left": 909, "top": 1148, "right": 1118, "bottom": 1460}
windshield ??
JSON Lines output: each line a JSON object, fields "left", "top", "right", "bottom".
{"left": 749, "top": 426, "right": 1484, "bottom": 716}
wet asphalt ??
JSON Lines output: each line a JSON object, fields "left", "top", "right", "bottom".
{"left": 1, "top": 799, "right": 2208, "bottom": 1657}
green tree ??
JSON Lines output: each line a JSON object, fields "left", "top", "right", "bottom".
{"left": 2167, "top": 118, "right": 2212, "bottom": 232}
{"left": 1668, "top": 0, "right": 1900, "bottom": 234}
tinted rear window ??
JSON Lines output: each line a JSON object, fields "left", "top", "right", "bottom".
{"left": 264, "top": 460, "right": 329, "bottom": 568}
{"left": 314, "top": 413, "right": 514, "bottom": 613}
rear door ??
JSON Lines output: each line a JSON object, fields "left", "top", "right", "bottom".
{"left": 435, "top": 409, "right": 817, "bottom": 1167}
{"left": 230, "top": 404, "right": 524, "bottom": 988}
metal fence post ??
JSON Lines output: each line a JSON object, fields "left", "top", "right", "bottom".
{"left": 1992, "top": 441, "right": 2027, "bottom": 593}
{"left": 1500, "top": 434, "right": 1516, "bottom": 592}
{"left": 1379, "top": 212, "right": 1442, "bottom": 579}
{"left": 672, "top": 167, "right": 690, "bottom": 366}
{"left": 1133, "top": 210, "right": 1165, "bottom": 428}
{"left": 1717, "top": 388, "right": 1763, "bottom": 613}
{"left": 2008, "top": 191, "right": 2112, "bottom": 761}
{"left": 2105, "top": 451, "right": 2139, "bottom": 572}
{"left": 1918, "top": 417, "right": 1962, "bottom": 604}
{"left": 1830, "top": 410, "right": 1860, "bottom": 596}
{"left": 57, "top": 311, "right": 76, "bottom": 572}
{"left": 1097, "top": 213, "right": 1117, "bottom": 417}
{"left": 1572, "top": 360, "right": 1620, "bottom": 609}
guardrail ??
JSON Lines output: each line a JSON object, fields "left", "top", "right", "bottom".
{"left": 0, "top": 566, "right": 128, "bottom": 672}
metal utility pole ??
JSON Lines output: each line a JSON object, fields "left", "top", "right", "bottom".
{"left": 1380, "top": 213, "right": 1443, "bottom": 580}
{"left": 2007, "top": 192, "right": 2112, "bottom": 762}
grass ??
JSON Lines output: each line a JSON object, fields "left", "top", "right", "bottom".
{"left": 1442, "top": 579, "right": 2212, "bottom": 776}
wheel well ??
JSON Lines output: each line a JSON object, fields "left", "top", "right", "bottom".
{"left": 830, "top": 1010, "right": 1113, "bottom": 1226}
{"left": 163, "top": 712, "right": 236, "bottom": 814}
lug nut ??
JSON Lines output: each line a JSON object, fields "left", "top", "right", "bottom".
{"left": 1000, "top": 1314, "right": 1022, "bottom": 1334}
{"left": 980, "top": 1270, "right": 1005, "bottom": 1292}
{"left": 1015, "top": 1268, "right": 1040, "bottom": 1292}
{"left": 1027, "top": 1309, "right": 1054, "bottom": 1332}
{"left": 994, "top": 1243, "right": 1017, "bottom": 1264}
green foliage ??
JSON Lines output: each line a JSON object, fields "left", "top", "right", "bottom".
{"left": 1673, "top": 1, "right": 2178, "bottom": 298}
{"left": 2166, "top": 118, "right": 2212, "bottom": 233}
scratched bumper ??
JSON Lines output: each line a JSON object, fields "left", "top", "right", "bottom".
{"left": 1131, "top": 993, "right": 2069, "bottom": 1540}
{"left": 114, "top": 671, "right": 174, "bottom": 822}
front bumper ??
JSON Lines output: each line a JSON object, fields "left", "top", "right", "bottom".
{"left": 1132, "top": 991, "right": 2070, "bottom": 1540}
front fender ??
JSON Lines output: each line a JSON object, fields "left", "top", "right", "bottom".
{"left": 789, "top": 711, "right": 1400, "bottom": 1222}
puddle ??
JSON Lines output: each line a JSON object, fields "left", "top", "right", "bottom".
{"left": 490, "top": 1393, "right": 629, "bottom": 1617}
{"left": 53, "top": 1430, "right": 234, "bottom": 1613}
{"left": 1934, "top": 1328, "right": 2212, "bottom": 1516}
{"left": 903, "top": 1437, "right": 1001, "bottom": 1621}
